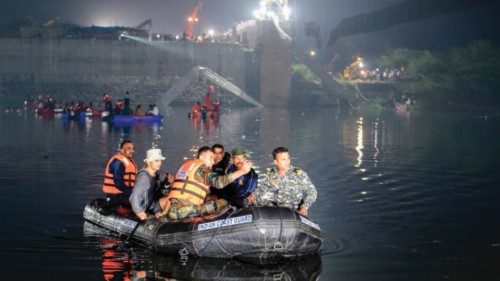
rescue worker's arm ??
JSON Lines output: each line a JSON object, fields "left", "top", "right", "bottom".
{"left": 109, "top": 159, "right": 132, "bottom": 196}
{"left": 298, "top": 170, "right": 317, "bottom": 216}
{"left": 200, "top": 161, "right": 252, "bottom": 189}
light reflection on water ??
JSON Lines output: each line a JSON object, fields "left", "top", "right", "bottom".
{"left": 0, "top": 107, "right": 499, "bottom": 280}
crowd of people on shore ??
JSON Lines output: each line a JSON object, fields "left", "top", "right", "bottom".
{"left": 340, "top": 57, "right": 406, "bottom": 82}
{"left": 103, "top": 141, "right": 317, "bottom": 221}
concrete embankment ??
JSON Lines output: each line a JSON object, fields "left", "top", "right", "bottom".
{"left": 0, "top": 39, "right": 246, "bottom": 106}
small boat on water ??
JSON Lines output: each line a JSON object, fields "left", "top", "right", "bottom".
{"left": 83, "top": 198, "right": 323, "bottom": 264}
{"left": 106, "top": 114, "right": 163, "bottom": 123}
{"left": 35, "top": 108, "right": 64, "bottom": 115}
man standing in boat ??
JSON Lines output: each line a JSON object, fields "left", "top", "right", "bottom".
{"left": 252, "top": 146, "right": 317, "bottom": 216}
{"left": 165, "top": 146, "right": 252, "bottom": 220}
{"left": 102, "top": 140, "right": 137, "bottom": 206}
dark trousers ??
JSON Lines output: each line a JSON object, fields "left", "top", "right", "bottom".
{"left": 105, "top": 193, "right": 131, "bottom": 207}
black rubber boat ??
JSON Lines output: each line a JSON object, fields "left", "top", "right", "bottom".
{"left": 83, "top": 198, "right": 323, "bottom": 264}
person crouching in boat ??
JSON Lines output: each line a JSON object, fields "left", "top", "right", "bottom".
{"left": 164, "top": 146, "right": 253, "bottom": 220}
{"left": 219, "top": 147, "right": 258, "bottom": 208}
{"left": 129, "top": 148, "right": 174, "bottom": 220}
{"left": 102, "top": 140, "right": 137, "bottom": 206}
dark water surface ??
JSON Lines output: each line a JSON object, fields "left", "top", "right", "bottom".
{"left": 1, "top": 107, "right": 499, "bottom": 280}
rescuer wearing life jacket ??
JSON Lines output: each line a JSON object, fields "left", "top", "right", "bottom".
{"left": 165, "top": 146, "right": 252, "bottom": 220}
{"left": 102, "top": 140, "right": 138, "bottom": 206}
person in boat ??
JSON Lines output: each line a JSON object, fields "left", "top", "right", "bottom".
{"left": 134, "top": 105, "right": 145, "bottom": 116}
{"left": 212, "top": 99, "right": 221, "bottom": 113}
{"left": 211, "top": 144, "right": 231, "bottom": 175}
{"left": 147, "top": 104, "right": 159, "bottom": 116}
{"left": 252, "top": 146, "right": 317, "bottom": 216}
{"left": 103, "top": 94, "right": 113, "bottom": 114}
{"left": 191, "top": 101, "right": 201, "bottom": 117}
{"left": 114, "top": 100, "right": 123, "bottom": 115}
{"left": 221, "top": 147, "right": 258, "bottom": 208}
{"left": 122, "top": 97, "right": 134, "bottom": 116}
{"left": 208, "top": 144, "right": 232, "bottom": 200}
{"left": 203, "top": 92, "right": 213, "bottom": 111}
{"left": 129, "top": 148, "right": 174, "bottom": 220}
{"left": 164, "top": 146, "right": 252, "bottom": 220}
{"left": 102, "top": 140, "right": 138, "bottom": 206}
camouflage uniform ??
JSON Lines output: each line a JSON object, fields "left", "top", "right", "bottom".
{"left": 166, "top": 164, "right": 231, "bottom": 220}
{"left": 254, "top": 166, "right": 317, "bottom": 210}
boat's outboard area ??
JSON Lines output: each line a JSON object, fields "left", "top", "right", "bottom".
{"left": 83, "top": 198, "right": 323, "bottom": 264}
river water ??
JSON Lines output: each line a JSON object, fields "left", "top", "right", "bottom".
{"left": 0, "top": 106, "right": 499, "bottom": 280}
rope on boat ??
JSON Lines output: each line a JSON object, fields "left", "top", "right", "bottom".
{"left": 196, "top": 206, "right": 242, "bottom": 255}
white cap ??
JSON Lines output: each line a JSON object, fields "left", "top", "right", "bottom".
{"left": 144, "top": 148, "right": 166, "bottom": 162}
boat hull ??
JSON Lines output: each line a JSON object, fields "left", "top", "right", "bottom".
{"left": 110, "top": 115, "right": 163, "bottom": 123}
{"left": 83, "top": 198, "right": 323, "bottom": 264}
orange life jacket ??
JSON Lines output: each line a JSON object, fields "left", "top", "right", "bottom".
{"left": 167, "top": 159, "right": 209, "bottom": 205}
{"left": 102, "top": 153, "right": 137, "bottom": 194}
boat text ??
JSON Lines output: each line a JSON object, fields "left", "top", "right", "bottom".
{"left": 197, "top": 215, "right": 253, "bottom": 231}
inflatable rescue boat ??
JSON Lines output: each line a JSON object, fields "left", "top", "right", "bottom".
{"left": 83, "top": 198, "right": 323, "bottom": 264}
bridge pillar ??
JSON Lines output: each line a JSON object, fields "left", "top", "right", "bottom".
{"left": 259, "top": 21, "right": 291, "bottom": 107}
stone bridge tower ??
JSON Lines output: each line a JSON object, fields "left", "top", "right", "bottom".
{"left": 258, "top": 21, "right": 291, "bottom": 107}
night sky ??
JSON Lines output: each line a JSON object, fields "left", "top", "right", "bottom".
{"left": 0, "top": 0, "right": 259, "bottom": 34}
{"left": 1, "top": 0, "right": 498, "bottom": 66}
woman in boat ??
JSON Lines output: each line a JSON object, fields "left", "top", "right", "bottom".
{"left": 134, "top": 105, "right": 145, "bottom": 116}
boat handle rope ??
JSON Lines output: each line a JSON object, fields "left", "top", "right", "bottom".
{"left": 273, "top": 242, "right": 284, "bottom": 249}
{"left": 273, "top": 273, "right": 284, "bottom": 280}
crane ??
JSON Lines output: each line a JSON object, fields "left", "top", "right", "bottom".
{"left": 184, "top": 0, "right": 203, "bottom": 39}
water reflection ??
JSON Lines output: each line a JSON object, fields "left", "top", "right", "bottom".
{"left": 259, "top": 108, "right": 290, "bottom": 156}
{"left": 3, "top": 108, "right": 499, "bottom": 280}
{"left": 189, "top": 112, "right": 220, "bottom": 132}
{"left": 84, "top": 221, "right": 322, "bottom": 281}
{"left": 355, "top": 117, "right": 364, "bottom": 168}
{"left": 152, "top": 253, "right": 322, "bottom": 281}
{"left": 101, "top": 250, "right": 322, "bottom": 281}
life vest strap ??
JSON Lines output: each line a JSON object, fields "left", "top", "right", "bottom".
{"left": 173, "top": 179, "right": 209, "bottom": 193}
{"left": 169, "top": 187, "right": 205, "bottom": 201}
